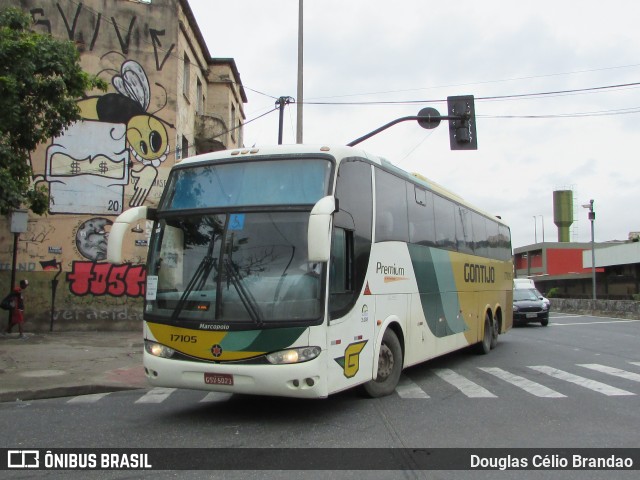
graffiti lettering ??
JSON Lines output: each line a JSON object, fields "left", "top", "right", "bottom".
{"left": 30, "top": 8, "right": 52, "bottom": 34}
{"left": 112, "top": 16, "right": 137, "bottom": 55}
{"left": 0, "top": 263, "right": 37, "bottom": 272}
{"left": 67, "top": 261, "right": 146, "bottom": 297}
{"left": 149, "top": 29, "right": 175, "bottom": 71}
{"left": 57, "top": 2, "right": 82, "bottom": 41}
{"left": 90, "top": 13, "right": 101, "bottom": 50}
{"left": 52, "top": 309, "right": 144, "bottom": 322}
{"left": 26, "top": 5, "right": 175, "bottom": 62}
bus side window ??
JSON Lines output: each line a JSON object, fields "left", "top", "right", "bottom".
{"left": 329, "top": 227, "right": 355, "bottom": 317}
{"left": 375, "top": 169, "right": 409, "bottom": 243}
{"left": 408, "top": 186, "right": 436, "bottom": 246}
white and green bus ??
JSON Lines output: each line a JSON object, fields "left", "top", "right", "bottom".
{"left": 108, "top": 144, "right": 513, "bottom": 398}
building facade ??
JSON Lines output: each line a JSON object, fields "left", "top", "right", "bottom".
{"left": 514, "top": 239, "right": 640, "bottom": 300}
{"left": 0, "top": 0, "right": 246, "bottom": 330}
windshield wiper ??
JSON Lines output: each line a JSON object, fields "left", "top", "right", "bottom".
{"left": 171, "top": 232, "right": 218, "bottom": 322}
{"left": 224, "top": 259, "right": 264, "bottom": 328}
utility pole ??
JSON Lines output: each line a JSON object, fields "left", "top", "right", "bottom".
{"left": 296, "top": 0, "right": 303, "bottom": 144}
{"left": 276, "top": 96, "right": 294, "bottom": 144}
{"left": 582, "top": 200, "right": 596, "bottom": 300}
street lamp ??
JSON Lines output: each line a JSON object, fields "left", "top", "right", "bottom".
{"left": 533, "top": 215, "right": 545, "bottom": 244}
{"left": 582, "top": 200, "right": 596, "bottom": 300}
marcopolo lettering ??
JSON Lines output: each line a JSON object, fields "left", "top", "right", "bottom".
{"left": 464, "top": 263, "right": 495, "bottom": 283}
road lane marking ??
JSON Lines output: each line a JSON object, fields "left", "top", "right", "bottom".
{"left": 67, "top": 392, "right": 111, "bottom": 403}
{"left": 433, "top": 368, "right": 496, "bottom": 398}
{"left": 135, "top": 387, "right": 176, "bottom": 403}
{"left": 479, "top": 367, "right": 566, "bottom": 398}
{"left": 200, "top": 392, "right": 233, "bottom": 403}
{"left": 396, "top": 376, "right": 429, "bottom": 398}
{"left": 528, "top": 366, "right": 635, "bottom": 396}
{"left": 550, "top": 320, "right": 640, "bottom": 326}
{"left": 578, "top": 364, "right": 640, "bottom": 383}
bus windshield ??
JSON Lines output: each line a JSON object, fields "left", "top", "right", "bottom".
{"left": 163, "top": 158, "right": 332, "bottom": 210}
{"left": 145, "top": 211, "right": 324, "bottom": 327}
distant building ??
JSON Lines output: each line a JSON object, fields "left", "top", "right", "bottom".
{"left": 0, "top": 0, "right": 247, "bottom": 330}
{"left": 514, "top": 237, "right": 640, "bottom": 299}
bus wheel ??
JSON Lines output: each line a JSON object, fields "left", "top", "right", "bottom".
{"left": 361, "top": 329, "right": 403, "bottom": 398}
{"left": 475, "top": 313, "right": 492, "bottom": 355}
{"left": 490, "top": 315, "right": 499, "bottom": 349}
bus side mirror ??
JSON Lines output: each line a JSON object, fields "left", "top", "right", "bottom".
{"left": 107, "top": 206, "right": 150, "bottom": 264}
{"left": 308, "top": 196, "right": 336, "bottom": 262}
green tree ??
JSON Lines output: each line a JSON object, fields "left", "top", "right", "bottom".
{"left": 0, "top": 7, "right": 106, "bottom": 215}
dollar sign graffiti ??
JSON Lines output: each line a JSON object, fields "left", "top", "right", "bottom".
{"left": 99, "top": 161, "right": 108, "bottom": 174}
{"left": 70, "top": 161, "right": 80, "bottom": 174}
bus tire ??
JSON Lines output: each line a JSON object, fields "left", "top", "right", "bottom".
{"left": 361, "top": 328, "right": 403, "bottom": 398}
{"left": 490, "top": 315, "right": 499, "bottom": 349}
{"left": 475, "top": 313, "right": 492, "bottom": 355}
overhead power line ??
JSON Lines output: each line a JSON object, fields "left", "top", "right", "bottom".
{"left": 302, "top": 81, "right": 640, "bottom": 106}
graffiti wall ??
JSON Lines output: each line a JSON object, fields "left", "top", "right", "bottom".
{"left": 0, "top": 0, "right": 187, "bottom": 331}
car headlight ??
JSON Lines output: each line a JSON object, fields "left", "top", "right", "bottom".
{"left": 542, "top": 303, "right": 549, "bottom": 311}
{"left": 145, "top": 340, "right": 175, "bottom": 358}
{"left": 513, "top": 305, "right": 519, "bottom": 312}
{"left": 266, "top": 346, "right": 321, "bottom": 365}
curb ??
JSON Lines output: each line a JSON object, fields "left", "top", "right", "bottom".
{"left": 0, "top": 384, "right": 144, "bottom": 403}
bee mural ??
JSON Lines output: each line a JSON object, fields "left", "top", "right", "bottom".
{"left": 39, "top": 59, "right": 174, "bottom": 214}
{"left": 78, "top": 60, "right": 170, "bottom": 168}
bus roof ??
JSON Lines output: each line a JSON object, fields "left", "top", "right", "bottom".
{"left": 176, "top": 144, "right": 508, "bottom": 227}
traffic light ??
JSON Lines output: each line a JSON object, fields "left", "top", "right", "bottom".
{"left": 447, "top": 95, "right": 477, "bottom": 150}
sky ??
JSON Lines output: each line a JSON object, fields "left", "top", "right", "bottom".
{"left": 188, "top": 0, "right": 640, "bottom": 249}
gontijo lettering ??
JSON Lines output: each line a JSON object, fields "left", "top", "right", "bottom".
{"left": 464, "top": 263, "right": 495, "bottom": 283}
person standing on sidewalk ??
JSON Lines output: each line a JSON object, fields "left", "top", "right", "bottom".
{"left": 5, "top": 279, "right": 28, "bottom": 339}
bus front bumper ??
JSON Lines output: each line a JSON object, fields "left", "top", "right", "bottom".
{"left": 143, "top": 350, "right": 329, "bottom": 399}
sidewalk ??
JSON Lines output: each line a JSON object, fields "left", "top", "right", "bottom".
{"left": 0, "top": 330, "right": 147, "bottom": 403}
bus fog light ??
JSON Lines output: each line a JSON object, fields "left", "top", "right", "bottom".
{"left": 145, "top": 340, "right": 175, "bottom": 358}
{"left": 266, "top": 346, "right": 321, "bottom": 365}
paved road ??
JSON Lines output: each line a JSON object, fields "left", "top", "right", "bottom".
{"left": 1, "top": 313, "right": 639, "bottom": 479}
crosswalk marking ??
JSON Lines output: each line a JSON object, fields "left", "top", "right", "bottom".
{"left": 396, "top": 377, "right": 429, "bottom": 398}
{"left": 53, "top": 362, "right": 640, "bottom": 405}
{"left": 479, "top": 367, "right": 566, "bottom": 398}
{"left": 528, "top": 366, "right": 635, "bottom": 396}
{"left": 200, "top": 392, "right": 233, "bottom": 403}
{"left": 433, "top": 368, "right": 496, "bottom": 398}
{"left": 134, "top": 387, "right": 177, "bottom": 403}
{"left": 67, "top": 392, "right": 112, "bottom": 403}
{"left": 578, "top": 364, "right": 640, "bottom": 383}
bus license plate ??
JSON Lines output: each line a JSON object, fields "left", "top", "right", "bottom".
{"left": 204, "top": 373, "right": 234, "bottom": 386}
{"left": 526, "top": 313, "right": 538, "bottom": 319}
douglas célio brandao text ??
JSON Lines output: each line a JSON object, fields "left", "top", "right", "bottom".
{"left": 470, "top": 453, "right": 634, "bottom": 470}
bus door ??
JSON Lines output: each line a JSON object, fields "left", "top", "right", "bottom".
{"left": 325, "top": 158, "right": 374, "bottom": 394}
{"left": 326, "top": 227, "right": 375, "bottom": 393}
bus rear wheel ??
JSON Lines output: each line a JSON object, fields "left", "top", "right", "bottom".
{"left": 475, "top": 313, "right": 492, "bottom": 355}
{"left": 490, "top": 315, "right": 499, "bottom": 349}
{"left": 361, "top": 329, "right": 402, "bottom": 398}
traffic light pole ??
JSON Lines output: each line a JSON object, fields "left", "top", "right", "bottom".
{"left": 347, "top": 96, "right": 478, "bottom": 150}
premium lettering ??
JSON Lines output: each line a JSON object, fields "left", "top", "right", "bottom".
{"left": 376, "top": 262, "right": 405, "bottom": 276}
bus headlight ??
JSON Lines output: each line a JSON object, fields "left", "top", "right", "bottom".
{"left": 145, "top": 340, "right": 175, "bottom": 358}
{"left": 266, "top": 346, "right": 321, "bottom": 365}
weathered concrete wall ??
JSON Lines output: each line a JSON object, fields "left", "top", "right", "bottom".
{"left": 552, "top": 298, "right": 640, "bottom": 320}
{"left": 0, "top": 0, "right": 182, "bottom": 332}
